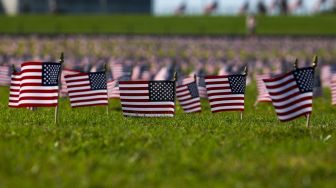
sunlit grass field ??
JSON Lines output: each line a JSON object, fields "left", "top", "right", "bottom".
{"left": 0, "top": 84, "right": 336, "bottom": 187}
{"left": 0, "top": 15, "right": 336, "bottom": 35}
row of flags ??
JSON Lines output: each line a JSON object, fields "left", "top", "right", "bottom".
{"left": 0, "top": 56, "right": 322, "bottom": 125}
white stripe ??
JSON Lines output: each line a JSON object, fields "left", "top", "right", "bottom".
{"left": 120, "top": 96, "right": 149, "bottom": 99}
{"left": 69, "top": 90, "right": 107, "bottom": 97}
{"left": 19, "top": 100, "right": 58, "bottom": 104}
{"left": 72, "top": 100, "right": 108, "bottom": 106}
{"left": 119, "top": 84, "right": 148, "bottom": 88}
{"left": 179, "top": 97, "right": 200, "bottom": 105}
{"left": 67, "top": 86, "right": 91, "bottom": 92}
{"left": 20, "top": 79, "right": 42, "bottom": 84}
{"left": 206, "top": 84, "right": 230, "bottom": 88}
{"left": 21, "top": 65, "right": 41, "bottom": 70}
{"left": 20, "top": 72, "right": 42, "bottom": 77}
{"left": 120, "top": 90, "right": 148, "bottom": 94}
{"left": 176, "top": 86, "right": 187, "bottom": 92}
{"left": 20, "top": 86, "right": 59, "bottom": 91}
{"left": 19, "top": 93, "right": 58, "bottom": 97}
{"left": 205, "top": 78, "right": 228, "bottom": 82}
{"left": 208, "top": 94, "right": 244, "bottom": 100}
{"left": 65, "top": 75, "right": 88, "bottom": 81}
{"left": 176, "top": 90, "right": 189, "bottom": 96}
{"left": 177, "top": 95, "right": 192, "bottom": 101}
{"left": 183, "top": 102, "right": 201, "bottom": 109}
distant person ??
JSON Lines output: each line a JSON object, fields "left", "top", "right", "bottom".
{"left": 204, "top": 1, "right": 218, "bottom": 15}
{"left": 257, "top": 1, "right": 267, "bottom": 15}
{"left": 239, "top": 1, "right": 249, "bottom": 15}
{"left": 246, "top": 14, "right": 257, "bottom": 36}
{"left": 280, "top": 0, "right": 288, "bottom": 14}
{"left": 175, "top": 3, "right": 186, "bottom": 15}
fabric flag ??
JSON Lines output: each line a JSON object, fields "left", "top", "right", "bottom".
{"left": 331, "top": 74, "right": 336, "bottom": 105}
{"left": 263, "top": 67, "right": 314, "bottom": 121}
{"left": 0, "top": 65, "right": 11, "bottom": 86}
{"left": 176, "top": 80, "right": 201, "bottom": 113}
{"left": 107, "top": 79, "right": 120, "bottom": 99}
{"left": 119, "top": 81, "right": 175, "bottom": 117}
{"left": 60, "top": 69, "right": 81, "bottom": 96}
{"left": 256, "top": 74, "right": 272, "bottom": 103}
{"left": 64, "top": 72, "right": 108, "bottom": 108}
{"left": 205, "top": 74, "right": 246, "bottom": 113}
{"left": 18, "top": 62, "right": 61, "bottom": 107}
{"left": 182, "top": 76, "right": 207, "bottom": 99}
{"left": 8, "top": 71, "right": 21, "bottom": 108}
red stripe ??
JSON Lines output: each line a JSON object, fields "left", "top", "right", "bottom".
{"left": 209, "top": 97, "right": 244, "bottom": 102}
{"left": 206, "top": 86, "right": 230, "bottom": 91}
{"left": 120, "top": 93, "right": 148, "bottom": 96}
{"left": 205, "top": 81, "right": 229, "bottom": 85}
{"left": 70, "top": 92, "right": 107, "bottom": 98}
{"left": 71, "top": 98, "right": 108, "bottom": 104}
{"left": 65, "top": 73, "right": 88, "bottom": 78}
{"left": 120, "top": 99, "right": 150, "bottom": 102}
{"left": 20, "top": 69, "right": 41, "bottom": 74}
{"left": 271, "top": 91, "right": 301, "bottom": 103}
{"left": 119, "top": 87, "right": 148, "bottom": 90}
{"left": 65, "top": 78, "right": 88, "bottom": 83}
{"left": 19, "top": 103, "right": 57, "bottom": 107}
{"left": 19, "top": 90, "right": 58, "bottom": 94}
{"left": 19, "top": 96, "right": 58, "bottom": 100}
{"left": 207, "top": 92, "right": 233, "bottom": 97}
{"left": 21, "top": 62, "right": 42, "bottom": 66}
{"left": 205, "top": 75, "right": 228, "bottom": 79}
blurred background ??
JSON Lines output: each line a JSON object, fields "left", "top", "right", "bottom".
{"left": 0, "top": 0, "right": 336, "bottom": 89}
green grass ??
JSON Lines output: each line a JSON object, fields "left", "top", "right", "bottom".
{"left": 1, "top": 85, "right": 336, "bottom": 187}
{"left": 0, "top": 15, "right": 336, "bottom": 35}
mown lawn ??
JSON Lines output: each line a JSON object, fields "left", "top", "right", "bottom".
{"left": 0, "top": 85, "right": 336, "bottom": 187}
{"left": 0, "top": 15, "right": 336, "bottom": 36}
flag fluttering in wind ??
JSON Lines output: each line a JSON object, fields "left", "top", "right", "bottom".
{"left": 256, "top": 74, "right": 272, "bottom": 103}
{"left": 182, "top": 75, "right": 207, "bottom": 99}
{"left": 0, "top": 65, "right": 11, "bottom": 86}
{"left": 119, "top": 80, "right": 175, "bottom": 117}
{"left": 64, "top": 72, "right": 108, "bottom": 107}
{"left": 176, "top": 78, "right": 201, "bottom": 113}
{"left": 264, "top": 67, "right": 314, "bottom": 121}
{"left": 17, "top": 62, "right": 61, "bottom": 107}
{"left": 205, "top": 74, "right": 246, "bottom": 113}
{"left": 331, "top": 74, "right": 336, "bottom": 105}
{"left": 107, "top": 79, "right": 120, "bottom": 99}
{"left": 8, "top": 71, "right": 21, "bottom": 108}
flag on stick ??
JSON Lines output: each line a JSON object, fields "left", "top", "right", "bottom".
{"left": 107, "top": 80, "right": 120, "bottom": 99}
{"left": 176, "top": 77, "right": 201, "bottom": 113}
{"left": 0, "top": 65, "right": 11, "bottom": 86}
{"left": 64, "top": 72, "right": 108, "bottom": 108}
{"left": 8, "top": 71, "right": 21, "bottom": 108}
{"left": 205, "top": 73, "right": 246, "bottom": 113}
{"left": 119, "top": 80, "right": 176, "bottom": 117}
{"left": 256, "top": 74, "right": 272, "bottom": 103}
{"left": 263, "top": 66, "right": 315, "bottom": 122}
{"left": 18, "top": 62, "right": 61, "bottom": 107}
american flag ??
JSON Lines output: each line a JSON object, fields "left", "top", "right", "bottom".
{"left": 107, "top": 79, "right": 120, "bottom": 99}
{"left": 331, "top": 74, "right": 336, "bottom": 105}
{"left": 256, "top": 74, "right": 272, "bottom": 103}
{"left": 8, "top": 71, "right": 21, "bottom": 108}
{"left": 176, "top": 81, "right": 201, "bottom": 113}
{"left": 205, "top": 74, "right": 246, "bottom": 113}
{"left": 60, "top": 69, "right": 81, "bottom": 96}
{"left": 182, "top": 76, "right": 207, "bottom": 99}
{"left": 119, "top": 81, "right": 175, "bottom": 117}
{"left": 64, "top": 72, "right": 108, "bottom": 108}
{"left": 0, "top": 65, "right": 11, "bottom": 86}
{"left": 18, "top": 62, "right": 61, "bottom": 107}
{"left": 264, "top": 67, "right": 314, "bottom": 121}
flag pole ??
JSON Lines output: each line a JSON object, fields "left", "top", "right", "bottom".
{"left": 306, "top": 55, "right": 318, "bottom": 128}
{"left": 241, "top": 66, "right": 248, "bottom": 120}
{"left": 104, "top": 63, "right": 109, "bottom": 116}
{"left": 55, "top": 52, "right": 64, "bottom": 125}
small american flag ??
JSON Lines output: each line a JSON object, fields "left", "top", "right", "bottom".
{"left": 64, "top": 72, "right": 108, "bottom": 108}
{"left": 331, "top": 74, "right": 336, "bottom": 105}
{"left": 119, "top": 81, "right": 175, "bottom": 117}
{"left": 205, "top": 74, "right": 246, "bottom": 113}
{"left": 18, "top": 62, "right": 61, "bottom": 107}
{"left": 256, "top": 74, "right": 272, "bottom": 103}
{"left": 176, "top": 81, "right": 201, "bottom": 113}
{"left": 8, "top": 71, "right": 21, "bottom": 108}
{"left": 107, "top": 79, "right": 120, "bottom": 99}
{"left": 264, "top": 67, "right": 314, "bottom": 121}
{"left": 0, "top": 65, "right": 11, "bottom": 86}
{"left": 182, "top": 76, "right": 207, "bottom": 99}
